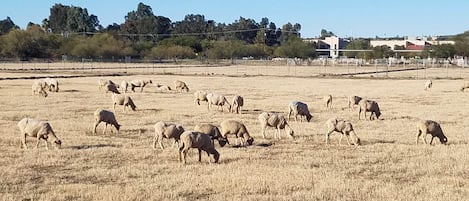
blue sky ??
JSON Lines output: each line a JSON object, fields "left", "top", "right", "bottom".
{"left": 2, "top": 0, "right": 468, "bottom": 38}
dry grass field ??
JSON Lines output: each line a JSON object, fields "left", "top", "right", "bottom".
{"left": 0, "top": 63, "right": 468, "bottom": 200}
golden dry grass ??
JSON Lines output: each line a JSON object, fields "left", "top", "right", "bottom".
{"left": 0, "top": 64, "right": 469, "bottom": 200}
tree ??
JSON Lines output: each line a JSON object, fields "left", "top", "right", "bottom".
{"left": 371, "top": 45, "right": 393, "bottom": 59}
{"left": 343, "top": 39, "right": 371, "bottom": 58}
{"left": 320, "top": 29, "right": 334, "bottom": 39}
{"left": 226, "top": 17, "right": 259, "bottom": 43}
{"left": 172, "top": 14, "right": 209, "bottom": 39}
{"left": 48, "top": 3, "right": 101, "bottom": 33}
{"left": 430, "top": 44, "right": 456, "bottom": 58}
{"left": 0, "top": 17, "right": 18, "bottom": 35}
{"left": 121, "top": 3, "right": 171, "bottom": 41}
{"left": 274, "top": 36, "right": 316, "bottom": 59}
{"left": 453, "top": 32, "right": 469, "bottom": 57}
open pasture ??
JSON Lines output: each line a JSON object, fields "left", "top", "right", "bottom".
{"left": 0, "top": 66, "right": 468, "bottom": 200}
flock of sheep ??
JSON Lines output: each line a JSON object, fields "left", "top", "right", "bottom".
{"left": 20, "top": 77, "right": 469, "bottom": 164}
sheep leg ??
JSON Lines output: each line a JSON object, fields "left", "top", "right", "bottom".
{"left": 422, "top": 133, "right": 428, "bottom": 144}
{"left": 103, "top": 123, "right": 108, "bottom": 135}
{"left": 351, "top": 130, "right": 360, "bottom": 146}
{"left": 429, "top": 136, "right": 435, "bottom": 145}
{"left": 276, "top": 127, "right": 281, "bottom": 139}
{"left": 198, "top": 149, "right": 202, "bottom": 162}
{"left": 158, "top": 135, "right": 165, "bottom": 150}
{"left": 416, "top": 130, "right": 422, "bottom": 144}
{"left": 172, "top": 139, "right": 179, "bottom": 149}
{"left": 261, "top": 125, "right": 267, "bottom": 139}
{"left": 325, "top": 130, "right": 334, "bottom": 145}
{"left": 22, "top": 134, "right": 28, "bottom": 149}
{"left": 44, "top": 139, "right": 49, "bottom": 150}
{"left": 344, "top": 132, "right": 352, "bottom": 146}
{"left": 93, "top": 121, "right": 100, "bottom": 134}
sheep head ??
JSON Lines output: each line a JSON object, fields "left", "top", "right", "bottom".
{"left": 306, "top": 114, "right": 312, "bottom": 122}
{"left": 246, "top": 137, "right": 254, "bottom": 146}
{"left": 217, "top": 137, "right": 228, "bottom": 147}
{"left": 54, "top": 139, "right": 62, "bottom": 149}
{"left": 439, "top": 135, "right": 448, "bottom": 144}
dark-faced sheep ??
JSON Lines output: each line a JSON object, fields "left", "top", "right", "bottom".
{"left": 220, "top": 120, "right": 254, "bottom": 146}
{"left": 178, "top": 131, "right": 220, "bottom": 164}
{"left": 153, "top": 121, "right": 185, "bottom": 150}
{"left": 32, "top": 79, "right": 48, "bottom": 97}
{"left": 416, "top": 120, "right": 447, "bottom": 145}
{"left": 358, "top": 99, "right": 381, "bottom": 120}
{"left": 174, "top": 80, "right": 189, "bottom": 93}
{"left": 288, "top": 101, "right": 312, "bottom": 122}
{"left": 104, "top": 83, "right": 120, "bottom": 94}
{"left": 112, "top": 93, "right": 137, "bottom": 112}
{"left": 194, "top": 90, "right": 208, "bottom": 106}
{"left": 98, "top": 79, "right": 117, "bottom": 91}
{"left": 324, "top": 95, "right": 332, "bottom": 109}
{"left": 18, "top": 118, "right": 62, "bottom": 150}
{"left": 194, "top": 123, "right": 228, "bottom": 147}
{"left": 461, "top": 80, "right": 469, "bottom": 92}
{"left": 93, "top": 109, "right": 120, "bottom": 135}
{"left": 44, "top": 78, "right": 59, "bottom": 92}
{"left": 207, "top": 93, "right": 231, "bottom": 112}
{"left": 424, "top": 80, "right": 432, "bottom": 91}
{"left": 130, "top": 79, "right": 152, "bottom": 92}
{"left": 258, "top": 112, "right": 294, "bottom": 139}
{"left": 229, "top": 95, "right": 244, "bottom": 114}
{"left": 325, "top": 117, "right": 360, "bottom": 146}
{"left": 348, "top": 95, "right": 363, "bottom": 110}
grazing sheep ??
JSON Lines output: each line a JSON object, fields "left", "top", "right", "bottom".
{"left": 31, "top": 79, "right": 48, "bottom": 97}
{"left": 93, "top": 109, "right": 120, "bottom": 135}
{"left": 416, "top": 120, "right": 448, "bottom": 145}
{"left": 325, "top": 118, "right": 360, "bottom": 146}
{"left": 348, "top": 95, "right": 363, "bottom": 110}
{"left": 18, "top": 118, "right": 62, "bottom": 150}
{"left": 174, "top": 80, "right": 189, "bottom": 93}
{"left": 178, "top": 131, "right": 220, "bottom": 164}
{"left": 98, "top": 79, "right": 117, "bottom": 91}
{"left": 324, "top": 95, "right": 332, "bottom": 109}
{"left": 153, "top": 121, "right": 185, "bottom": 150}
{"left": 358, "top": 99, "right": 381, "bottom": 120}
{"left": 43, "top": 78, "right": 59, "bottom": 92}
{"left": 111, "top": 93, "right": 137, "bottom": 112}
{"left": 130, "top": 79, "right": 152, "bottom": 92}
{"left": 424, "top": 80, "right": 432, "bottom": 91}
{"left": 194, "top": 90, "right": 208, "bottom": 106}
{"left": 220, "top": 120, "right": 254, "bottom": 146}
{"left": 194, "top": 123, "right": 228, "bottom": 147}
{"left": 229, "top": 95, "right": 244, "bottom": 114}
{"left": 155, "top": 83, "right": 172, "bottom": 92}
{"left": 258, "top": 112, "right": 294, "bottom": 139}
{"left": 207, "top": 93, "right": 231, "bottom": 112}
{"left": 104, "top": 83, "right": 120, "bottom": 94}
{"left": 461, "top": 80, "right": 469, "bottom": 92}
{"left": 120, "top": 80, "right": 129, "bottom": 93}
{"left": 287, "top": 101, "right": 312, "bottom": 122}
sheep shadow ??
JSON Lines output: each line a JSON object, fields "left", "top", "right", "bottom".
{"left": 363, "top": 139, "right": 396, "bottom": 145}
{"left": 68, "top": 144, "right": 122, "bottom": 150}
{"left": 61, "top": 89, "right": 81, "bottom": 93}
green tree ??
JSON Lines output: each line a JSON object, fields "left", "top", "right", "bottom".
{"left": 371, "top": 45, "right": 393, "bottom": 59}
{"left": 121, "top": 2, "right": 171, "bottom": 41}
{"left": 453, "top": 32, "right": 469, "bottom": 57}
{"left": 430, "top": 44, "right": 456, "bottom": 58}
{"left": 343, "top": 39, "right": 371, "bottom": 58}
{"left": 274, "top": 36, "right": 316, "bottom": 59}
{"left": 0, "top": 25, "right": 50, "bottom": 59}
{"left": 172, "top": 14, "right": 209, "bottom": 39}
{"left": 0, "top": 17, "right": 18, "bottom": 35}
{"left": 226, "top": 17, "right": 259, "bottom": 43}
{"left": 320, "top": 29, "right": 334, "bottom": 39}
{"left": 48, "top": 4, "right": 100, "bottom": 34}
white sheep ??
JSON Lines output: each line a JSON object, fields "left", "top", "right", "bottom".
{"left": 98, "top": 79, "right": 117, "bottom": 91}
{"left": 416, "top": 120, "right": 448, "bottom": 145}
{"left": 194, "top": 90, "right": 208, "bottom": 106}
{"left": 155, "top": 83, "right": 172, "bottom": 92}
{"left": 43, "top": 77, "right": 59, "bottom": 92}
{"left": 112, "top": 93, "right": 137, "bottom": 112}
{"left": 229, "top": 95, "right": 244, "bottom": 114}
{"left": 153, "top": 121, "right": 185, "bottom": 150}
{"left": 130, "top": 79, "right": 152, "bottom": 92}
{"left": 206, "top": 92, "right": 231, "bottom": 112}
{"left": 358, "top": 99, "right": 381, "bottom": 120}
{"left": 93, "top": 109, "right": 121, "bottom": 135}
{"left": 220, "top": 120, "right": 254, "bottom": 146}
{"left": 325, "top": 117, "right": 360, "bottom": 146}
{"left": 348, "top": 95, "right": 363, "bottom": 110}
{"left": 287, "top": 101, "right": 312, "bottom": 122}
{"left": 258, "top": 112, "right": 294, "bottom": 139}
{"left": 424, "top": 80, "right": 432, "bottom": 91}
{"left": 120, "top": 80, "right": 129, "bottom": 93}
{"left": 173, "top": 80, "right": 189, "bottom": 93}
{"left": 461, "top": 80, "right": 469, "bottom": 92}
{"left": 194, "top": 123, "right": 228, "bottom": 147}
{"left": 31, "top": 79, "right": 48, "bottom": 97}
{"left": 178, "top": 131, "right": 220, "bottom": 164}
{"left": 18, "top": 117, "right": 62, "bottom": 149}
{"left": 324, "top": 95, "right": 332, "bottom": 109}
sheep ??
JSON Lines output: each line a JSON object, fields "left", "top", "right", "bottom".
{"left": 98, "top": 79, "right": 117, "bottom": 91}
{"left": 43, "top": 77, "right": 59, "bottom": 92}
{"left": 416, "top": 120, "right": 448, "bottom": 145}
{"left": 324, "top": 95, "right": 332, "bottom": 109}
{"left": 325, "top": 117, "right": 360, "bottom": 146}
{"left": 31, "top": 79, "right": 48, "bottom": 97}
{"left": 287, "top": 101, "right": 312, "bottom": 122}
{"left": 229, "top": 95, "right": 244, "bottom": 114}
{"left": 348, "top": 95, "right": 363, "bottom": 110}
{"left": 178, "top": 131, "right": 220, "bottom": 164}
{"left": 17, "top": 118, "right": 62, "bottom": 150}
{"left": 194, "top": 90, "right": 208, "bottom": 106}
{"left": 93, "top": 109, "right": 120, "bottom": 135}
{"left": 206, "top": 93, "right": 231, "bottom": 112}
{"left": 424, "top": 80, "right": 432, "bottom": 91}
{"left": 358, "top": 99, "right": 381, "bottom": 120}
{"left": 155, "top": 83, "right": 172, "bottom": 92}
{"left": 461, "top": 80, "right": 469, "bottom": 92}
{"left": 153, "top": 121, "right": 185, "bottom": 150}
{"left": 104, "top": 83, "right": 120, "bottom": 94}
{"left": 194, "top": 123, "right": 228, "bottom": 147}
{"left": 220, "top": 120, "right": 254, "bottom": 146}
{"left": 111, "top": 93, "right": 137, "bottom": 112}
{"left": 258, "top": 112, "right": 294, "bottom": 139}
{"left": 130, "top": 79, "right": 152, "bottom": 92}
{"left": 174, "top": 80, "right": 189, "bottom": 93}
{"left": 120, "top": 80, "right": 129, "bottom": 93}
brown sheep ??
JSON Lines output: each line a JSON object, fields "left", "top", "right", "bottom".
{"left": 325, "top": 118, "right": 360, "bottom": 146}
{"left": 229, "top": 95, "right": 244, "bottom": 114}
{"left": 93, "top": 109, "right": 121, "bottom": 135}
{"left": 358, "top": 99, "right": 381, "bottom": 120}
{"left": 112, "top": 93, "right": 137, "bottom": 112}
{"left": 220, "top": 120, "right": 254, "bottom": 146}
{"left": 153, "top": 121, "right": 185, "bottom": 150}
{"left": 258, "top": 112, "right": 294, "bottom": 139}
{"left": 348, "top": 95, "right": 363, "bottom": 110}
{"left": 174, "top": 80, "right": 189, "bottom": 93}
{"left": 324, "top": 95, "right": 332, "bottom": 109}
{"left": 416, "top": 120, "right": 447, "bottom": 145}
{"left": 18, "top": 118, "right": 62, "bottom": 150}
{"left": 288, "top": 101, "right": 312, "bottom": 122}
{"left": 194, "top": 123, "right": 228, "bottom": 147}
{"left": 178, "top": 131, "right": 220, "bottom": 164}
